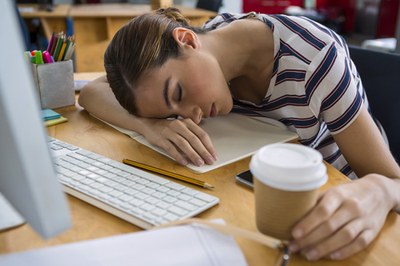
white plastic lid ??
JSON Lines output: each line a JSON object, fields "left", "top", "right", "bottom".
{"left": 250, "top": 143, "right": 327, "bottom": 191}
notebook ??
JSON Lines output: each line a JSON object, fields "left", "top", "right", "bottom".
{"left": 0, "top": 220, "right": 248, "bottom": 266}
{"left": 44, "top": 116, "right": 68, "bottom": 127}
{"left": 41, "top": 109, "right": 61, "bottom": 121}
{"left": 95, "top": 113, "right": 298, "bottom": 173}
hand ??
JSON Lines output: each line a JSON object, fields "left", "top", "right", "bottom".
{"left": 141, "top": 118, "right": 217, "bottom": 166}
{"left": 289, "top": 174, "right": 396, "bottom": 261}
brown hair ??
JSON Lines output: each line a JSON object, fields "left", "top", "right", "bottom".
{"left": 104, "top": 8, "right": 208, "bottom": 115}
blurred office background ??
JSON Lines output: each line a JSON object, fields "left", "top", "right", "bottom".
{"left": 17, "top": 0, "right": 400, "bottom": 53}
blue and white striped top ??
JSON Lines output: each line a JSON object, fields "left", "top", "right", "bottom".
{"left": 204, "top": 13, "right": 371, "bottom": 179}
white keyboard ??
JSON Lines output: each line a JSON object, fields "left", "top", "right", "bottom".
{"left": 49, "top": 138, "right": 219, "bottom": 229}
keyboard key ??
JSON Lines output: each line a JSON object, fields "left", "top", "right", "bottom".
{"left": 181, "top": 187, "right": 199, "bottom": 196}
{"left": 168, "top": 206, "right": 188, "bottom": 216}
{"left": 164, "top": 213, "right": 179, "bottom": 222}
{"left": 109, "top": 190, "right": 124, "bottom": 198}
{"left": 156, "top": 186, "right": 170, "bottom": 193}
{"left": 163, "top": 196, "right": 177, "bottom": 203}
{"left": 178, "top": 194, "right": 191, "bottom": 201}
{"left": 140, "top": 203, "right": 155, "bottom": 212}
{"left": 195, "top": 192, "right": 217, "bottom": 203}
{"left": 119, "top": 194, "right": 133, "bottom": 202}
{"left": 165, "top": 182, "right": 186, "bottom": 191}
{"left": 156, "top": 201, "right": 170, "bottom": 209}
{"left": 166, "top": 190, "right": 180, "bottom": 197}
{"left": 124, "top": 188, "right": 139, "bottom": 196}
{"left": 145, "top": 196, "right": 159, "bottom": 205}
{"left": 174, "top": 201, "right": 197, "bottom": 212}
{"left": 152, "top": 208, "right": 167, "bottom": 217}
{"left": 189, "top": 198, "right": 207, "bottom": 207}
{"left": 129, "top": 199, "right": 144, "bottom": 207}
{"left": 98, "top": 186, "right": 113, "bottom": 193}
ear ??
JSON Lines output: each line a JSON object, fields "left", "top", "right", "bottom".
{"left": 172, "top": 27, "right": 199, "bottom": 50}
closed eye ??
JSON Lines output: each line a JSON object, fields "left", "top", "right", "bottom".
{"left": 173, "top": 83, "right": 183, "bottom": 102}
{"left": 165, "top": 83, "right": 182, "bottom": 119}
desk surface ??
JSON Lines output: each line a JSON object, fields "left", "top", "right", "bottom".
{"left": 0, "top": 73, "right": 399, "bottom": 265}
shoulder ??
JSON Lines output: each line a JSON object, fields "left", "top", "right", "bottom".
{"left": 203, "top": 12, "right": 263, "bottom": 30}
{"left": 268, "top": 15, "right": 348, "bottom": 50}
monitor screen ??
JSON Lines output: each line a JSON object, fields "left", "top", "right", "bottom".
{"left": 0, "top": 0, "right": 71, "bottom": 239}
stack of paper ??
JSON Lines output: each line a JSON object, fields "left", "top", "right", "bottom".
{"left": 0, "top": 221, "right": 248, "bottom": 266}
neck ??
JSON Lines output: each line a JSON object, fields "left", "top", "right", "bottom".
{"left": 199, "top": 19, "right": 275, "bottom": 84}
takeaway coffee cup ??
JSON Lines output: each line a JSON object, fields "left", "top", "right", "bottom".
{"left": 250, "top": 143, "right": 327, "bottom": 240}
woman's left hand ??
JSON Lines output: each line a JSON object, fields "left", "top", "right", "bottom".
{"left": 289, "top": 174, "right": 396, "bottom": 260}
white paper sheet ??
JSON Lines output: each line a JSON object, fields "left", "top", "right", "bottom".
{"left": 0, "top": 221, "right": 248, "bottom": 266}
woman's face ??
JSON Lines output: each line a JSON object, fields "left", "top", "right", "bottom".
{"left": 134, "top": 51, "right": 233, "bottom": 124}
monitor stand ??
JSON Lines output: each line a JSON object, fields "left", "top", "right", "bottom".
{"left": 0, "top": 193, "right": 25, "bottom": 232}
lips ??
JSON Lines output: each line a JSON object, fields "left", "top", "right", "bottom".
{"left": 209, "top": 103, "right": 217, "bottom": 117}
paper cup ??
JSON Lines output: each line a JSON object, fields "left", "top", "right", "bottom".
{"left": 250, "top": 143, "right": 327, "bottom": 240}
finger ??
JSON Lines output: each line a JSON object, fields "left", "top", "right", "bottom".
{"left": 159, "top": 139, "right": 190, "bottom": 166}
{"left": 302, "top": 218, "right": 365, "bottom": 261}
{"left": 185, "top": 120, "right": 217, "bottom": 160}
{"left": 329, "top": 229, "right": 376, "bottom": 260}
{"left": 291, "top": 189, "right": 343, "bottom": 240}
{"left": 156, "top": 119, "right": 211, "bottom": 166}
{"left": 167, "top": 131, "right": 211, "bottom": 167}
{"left": 293, "top": 199, "right": 360, "bottom": 251}
{"left": 172, "top": 120, "right": 216, "bottom": 165}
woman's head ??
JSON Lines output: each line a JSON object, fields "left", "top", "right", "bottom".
{"left": 105, "top": 8, "right": 233, "bottom": 123}
{"left": 104, "top": 8, "right": 207, "bottom": 116}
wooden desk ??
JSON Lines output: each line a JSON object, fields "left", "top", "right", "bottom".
{"left": 18, "top": 4, "right": 216, "bottom": 73}
{"left": 70, "top": 4, "right": 216, "bottom": 72}
{"left": 1, "top": 74, "right": 399, "bottom": 265}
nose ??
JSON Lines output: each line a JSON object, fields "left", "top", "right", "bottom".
{"left": 181, "top": 106, "right": 203, "bottom": 124}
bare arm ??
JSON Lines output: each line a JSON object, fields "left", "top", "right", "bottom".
{"left": 78, "top": 76, "right": 175, "bottom": 158}
{"left": 290, "top": 105, "right": 400, "bottom": 260}
{"left": 78, "top": 76, "right": 217, "bottom": 166}
{"left": 78, "top": 75, "right": 149, "bottom": 133}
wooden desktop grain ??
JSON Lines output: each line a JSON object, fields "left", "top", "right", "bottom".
{"left": 0, "top": 73, "right": 399, "bottom": 266}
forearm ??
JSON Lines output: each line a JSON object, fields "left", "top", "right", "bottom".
{"left": 78, "top": 76, "right": 148, "bottom": 135}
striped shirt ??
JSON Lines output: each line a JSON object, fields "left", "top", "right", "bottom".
{"left": 204, "top": 13, "right": 371, "bottom": 179}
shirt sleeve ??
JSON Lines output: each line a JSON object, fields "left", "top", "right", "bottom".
{"left": 305, "top": 42, "right": 363, "bottom": 134}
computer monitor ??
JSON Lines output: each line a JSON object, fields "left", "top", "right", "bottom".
{"left": 0, "top": 0, "right": 71, "bottom": 239}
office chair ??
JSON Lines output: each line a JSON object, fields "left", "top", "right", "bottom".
{"left": 196, "top": 0, "right": 223, "bottom": 12}
{"left": 348, "top": 45, "right": 400, "bottom": 162}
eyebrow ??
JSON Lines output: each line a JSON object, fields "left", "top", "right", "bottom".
{"left": 163, "top": 76, "right": 172, "bottom": 109}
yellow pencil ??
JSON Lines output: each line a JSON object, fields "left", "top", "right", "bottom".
{"left": 57, "top": 40, "right": 67, "bottom": 61}
{"left": 122, "top": 159, "right": 214, "bottom": 189}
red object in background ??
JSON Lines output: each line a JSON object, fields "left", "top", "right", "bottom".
{"left": 243, "top": 0, "right": 304, "bottom": 14}
{"left": 376, "top": 0, "right": 400, "bottom": 37}
{"left": 242, "top": 0, "right": 356, "bottom": 33}
{"left": 316, "top": 0, "right": 356, "bottom": 33}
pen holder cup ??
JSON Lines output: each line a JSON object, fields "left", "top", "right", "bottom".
{"left": 32, "top": 60, "right": 75, "bottom": 109}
